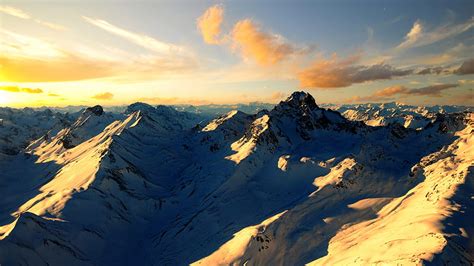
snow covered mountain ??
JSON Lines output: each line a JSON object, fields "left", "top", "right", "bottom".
{"left": 0, "top": 107, "right": 77, "bottom": 156}
{"left": 0, "top": 92, "right": 472, "bottom": 265}
{"left": 326, "top": 102, "right": 472, "bottom": 129}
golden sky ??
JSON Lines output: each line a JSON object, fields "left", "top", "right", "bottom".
{"left": 0, "top": 1, "right": 473, "bottom": 107}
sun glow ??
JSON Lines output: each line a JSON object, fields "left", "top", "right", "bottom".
{"left": 0, "top": 91, "right": 12, "bottom": 106}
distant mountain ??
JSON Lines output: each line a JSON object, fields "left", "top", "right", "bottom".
{"left": 0, "top": 107, "right": 78, "bottom": 156}
{"left": 172, "top": 102, "right": 276, "bottom": 117}
{"left": 0, "top": 92, "right": 472, "bottom": 265}
{"left": 324, "top": 102, "right": 472, "bottom": 129}
{"left": 33, "top": 103, "right": 276, "bottom": 117}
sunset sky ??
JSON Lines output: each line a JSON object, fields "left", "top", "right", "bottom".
{"left": 0, "top": 0, "right": 473, "bottom": 107}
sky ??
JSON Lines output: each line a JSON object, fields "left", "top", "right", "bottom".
{"left": 0, "top": 0, "right": 473, "bottom": 107}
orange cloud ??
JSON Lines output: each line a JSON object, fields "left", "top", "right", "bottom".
{"left": 0, "top": 85, "right": 43, "bottom": 93}
{"left": 197, "top": 5, "right": 224, "bottom": 45}
{"left": 0, "top": 55, "right": 115, "bottom": 82}
{"left": 92, "top": 92, "right": 114, "bottom": 100}
{"left": 346, "top": 84, "right": 458, "bottom": 103}
{"left": 231, "top": 19, "right": 297, "bottom": 66}
{"left": 372, "top": 85, "right": 407, "bottom": 98}
{"left": 298, "top": 54, "right": 413, "bottom": 89}
{"left": 270, "top": 91, "right": 288, "bottom": 101}
{"left": 0, "top": 29, "right": 196, "bottom": 82}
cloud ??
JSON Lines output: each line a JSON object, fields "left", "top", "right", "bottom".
{"left": 82, "top": 16, "right": 186, "bottom": 55}
{"left": 416, "top": 66, "right": 447, "bottom": 75}
{"left": 197, "top": 5, "right": 224, "bottom": 45}
{"left": 397, "top": 17, "right": 474, "bottom": 49}
{"left": 454, "top": 58, "right": 474, "bottom": 75}
{"left": 34, "top": 19, "right": 67, "bottom": 31}
{"left": 397, "top": 20, "right": 423, "bottom": 49}
{"left": 459, "top": 79, "right": 474, "bottom": 85}
{"left": 48, "top": 93, "right": 60, "bottom": 97}
{"left": 448, "top": 90, "right": 474, "bottom": 106}
{"left": 414, "top": 57, "right": 474, "bottom": 76}
{"left": 92, "top": 92, "right": 114, "bottom": 100}
{"left": 0, "top": 30, "right": 195, "bottom": 82}
{"left": 0, "top": 5, "right": 30, "bottom": 19}
{"left": 0, "top": 5, "right": 66, "bottom": 31}
{"left": 346, "top": 83, "right": 459, "bottom": 103}
{"left": 298, "top": 54, "right": 412, "bottom": 89}
{"left": 231, "top": 19, "right": 298, "bottom": 66}
{"left": 196, "top": 5, "right": 306, "bottom": 66}
{"left": 270, "top": 91, "right": 288, "bottom": 101}
{"left": 0, "top": 86, "right": 43, "bottom": 94}
{"left": 407, "top": 84, "right": 458, "bottom": 97}
{"left": 371, "top": 85, "right": 408, "bottom": 98}
{"left": 0, "top": 55, "right": 116, "bottom": 82}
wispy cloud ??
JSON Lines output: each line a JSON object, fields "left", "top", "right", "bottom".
{"left": 0, "top": 85, "right": 43, "bottom": 94}
{"left": 0, "top": 5, "right": 30, "bottom": 19}
{"left": 346, "top": 83, "right": 459, "bottom": 103}
{"left": 0, "top": 30, "right": 196, "bottom": 82}
{"left": 197, "top": 5, "right": 224, "bottom": 45}
{"left": 397, "top": 20, "right": 423, "bottom": 49}
{"left": 270, "top": 91, "right": 288, "bottom": 101}
{"left": 92, "top": 92, "right": 114, "bottom": 100}
{"left": 298, "top": 54, "right": 412, "bottom": 89}
{"left": 0, "top": 5, "right": 66, "bottom": 31}
{"left": 397, "top": 17, "right": 474, "bottom": 49}
{"left": 34, "top": 19, "right": 67, "bottom": 31}
{"left": 82, "top": 16, "right": 186, "bottom": 55}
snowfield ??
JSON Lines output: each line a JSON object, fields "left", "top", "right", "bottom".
{"left": 0, "top": 92, "right": 472, "bottom": 265}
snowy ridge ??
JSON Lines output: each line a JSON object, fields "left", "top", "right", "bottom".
{"left": 328, "top": 102, "right": 472, "bottom": 129}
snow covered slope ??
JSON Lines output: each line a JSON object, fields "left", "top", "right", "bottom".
{"left": 0, "top": 93, "right": 472, "bottom": 265}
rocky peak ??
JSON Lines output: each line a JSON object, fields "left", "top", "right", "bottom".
{"left": 274, "top": 91, "right": 319, "bottom": 114}
{"left": 84, "top": 105, "right": 104, "bottom": 116}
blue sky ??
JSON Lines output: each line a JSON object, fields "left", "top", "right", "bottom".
{"left": 0, "top": 0, "right": 473, "bottom": 107}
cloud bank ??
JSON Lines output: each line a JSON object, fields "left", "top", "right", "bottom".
{"left": 346, "top": 83, "right": 459, "bottom": 102}
{"left": 298, "top": 54, "right": 412, "bottom": 88}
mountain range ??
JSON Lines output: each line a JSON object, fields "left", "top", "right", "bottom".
{"left": 0, "top": 91, "right": 472, "bottom": 265}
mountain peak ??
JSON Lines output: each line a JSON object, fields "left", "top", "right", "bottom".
{"left": 84, "top": 105, "right": 104, "bottom": 116}
{"left": 275, "top": 91, "right": 319, "bottom": 113}
{"left": 126, "top": 102, "right": 155, "bottom": 114}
